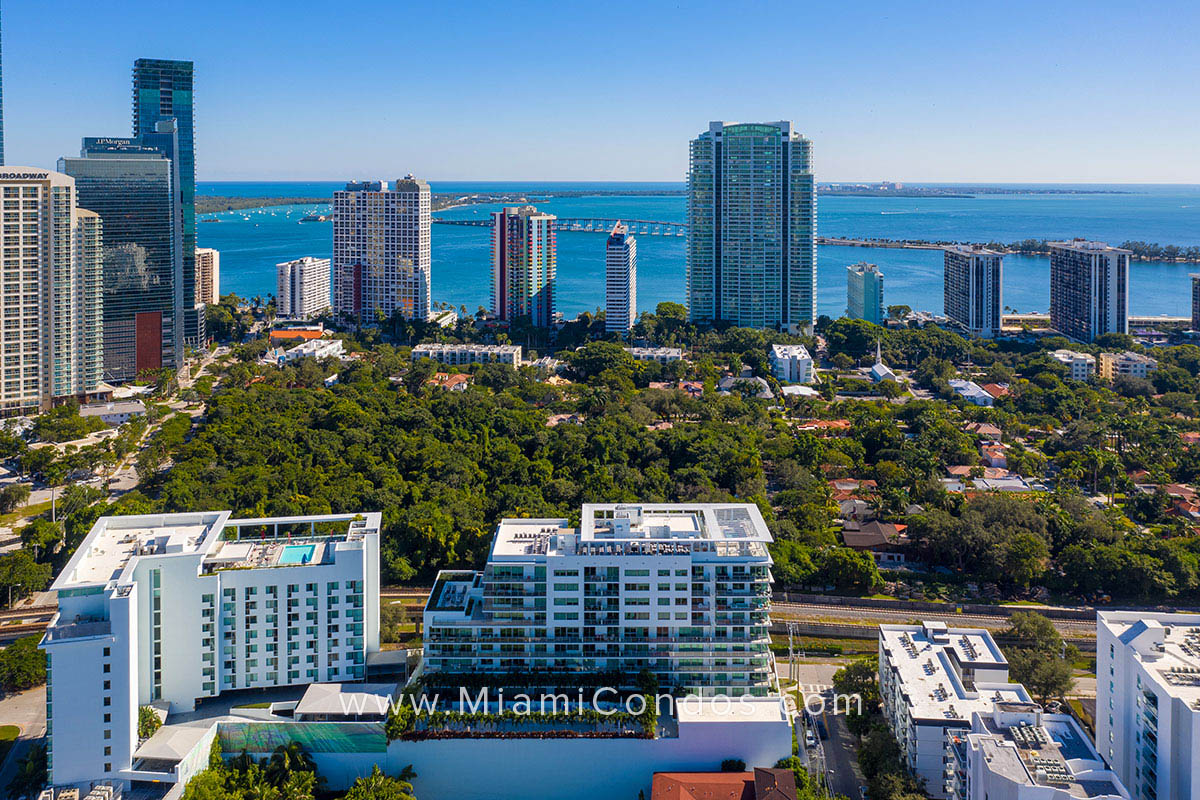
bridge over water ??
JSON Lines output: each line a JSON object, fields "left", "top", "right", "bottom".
{"left": 433, "top": 216, "right": 687, "bottom": 237}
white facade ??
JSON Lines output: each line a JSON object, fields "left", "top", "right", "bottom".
{"left": 1098, "top": 351, "right": 1157, "bottom": 380}
{"left": 879, "top": 622, "right": 1030, "bottom": 799}
{"left": 424, "top": 503, "right": 776, "bottom": 697}
{"left": 1050, "top": 349, "right": 1097, "bottom": 381}
{"left": 195, "top": 247, "right": 220, "bottom": 305}
{"left": 281, "top": 337, "right": 344, "bottom": 363}
{"left": 625, "top": 347, "right": 683, "bottom": 364}
{"left": 0, "top": 168, "right": 104, "bottom": 415}
{"left": 79, "top": 401, "right": 146, "bottom": 426}
{"left": 277, "top": 256, "right": 331, "bottom": 319}
{"left": 411, "top": 343, "right": 522, "bottom": 367}
{"left": 954, "top": 704, "right": 1128, "bottom": 800}
{"left": 1097, "top": 611, "right": 1200, "bottom": 800}
{"left": 40, "top": 511, "right": 381, "bottom": 790}
{"left": 949, "top": 379, "right": 995, "bottom": 407}
{"left": 768, "top": 343, "right": 814, "bottom": 384}
{"left": 944, "top": 245, "right": 1003, "bottom": 338}
{"left": 333, "top": 177, "right": 431, "bottom": 322}
{"left": 605, "top": 223, "right": 637, "bottom": 333}
{"left": 847, "top": 263, "right": 884, "bottom": 325}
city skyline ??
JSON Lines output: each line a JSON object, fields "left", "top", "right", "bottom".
{"left": 3, "top": 1, "right": 1200, "bottom": 182}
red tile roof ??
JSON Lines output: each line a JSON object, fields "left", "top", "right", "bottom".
{"left": 652, "top": 770, "right": 797, "bottom": 800}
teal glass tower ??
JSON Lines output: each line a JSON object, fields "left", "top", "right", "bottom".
{"left": 687, "top": 121, "right": 816, "bottom": 331}
{"left": 133, "top": 59, "right": 202, "bottom": 347}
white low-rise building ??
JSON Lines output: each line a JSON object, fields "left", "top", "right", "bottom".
{"left": 879, "top": 622, "right": 1031, "bottom": 799}
{"left": 1097, "top": 610, "right": 1200, "bottom": 800}
{"left": 1098, "top": 351, "right": 1157, "bottom": 380}
{"left": 625, "top": 347, "right": 684, "bottom": 364}
{"left": 424, "top": 503, "right": 776, "bottom": 697}
{"left": 949, "top": 379, "right": 994, "bottom": 407}
{"left": 1050, "top": 349, "right": 1097, "bottom": 381}
{"left": 953, "top": 703, "right": 1128, "bottom": 800}
{"left": 768, "top": 344, "right": 814, "bottom": 384}
{"left": 40, "top": 511, "right": 380, "bottom": 791}
{"left": 282, "top": 337, "right": 345, "bottom": 364}
{"left": 411, "top": 343, "right": 522, "bottom": 367}
{"left": 79, "top": 401, "right": 147, "bottom": 427}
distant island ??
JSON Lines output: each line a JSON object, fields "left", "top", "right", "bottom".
{"left": 818, "top": 182, "right": 1129, "bottom": 197}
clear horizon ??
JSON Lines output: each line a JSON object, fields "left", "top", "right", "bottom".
{"left": 6, "top": 0, "right": 1200, "bottom": 183}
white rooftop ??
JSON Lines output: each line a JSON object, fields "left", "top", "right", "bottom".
{"left": 54, "top": 512, "right": 225, "bottom": 588}
{"left": 1048, "top": 239, "right": 1131, "bottom": 254}
{"left": 489, "top": 504, "right": 773, "bottom": 561}
{"left": 294, "top": 682, "right": 397, "bottom": 718}
{"left": 881, "top": 622, "right": 1027, "bottom": 723}
{"left": 770, "top": 344, "right": 812, "bottom": 359}
{"left": 1100, "top": 610, "right": 1200, "bottom": 706}
{"left": 676, "top": 696, "right": 789, "bottom": 724}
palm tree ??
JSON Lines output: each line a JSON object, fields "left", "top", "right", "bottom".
{"left": 265, "top": 742, "right": 316, "bottom": 787}
{"left": 6, "top": 744, "right": 47, "bottom": 800}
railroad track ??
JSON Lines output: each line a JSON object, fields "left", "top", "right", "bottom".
{"left": 0, "top": 621, "right": 49, "bottom": 641}
{"left": 0, "top": 604, "right": 56, "bottom": 623}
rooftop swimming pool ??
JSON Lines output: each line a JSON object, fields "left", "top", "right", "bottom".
{"left": 279, "top": 544, "right": 316, "bottom": 565}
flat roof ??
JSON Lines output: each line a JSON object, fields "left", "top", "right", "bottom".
{"left": 676, "top": 696, "right": 789, "bottom": 724}
{"left": 133, "top": 722, "right": 212, "bottom": 763}
{"left": 294, "top": 682, "right": 397, "bottom": 717}
{"left": 1100, "top": 610, "right": 1200, "bottom": 705}
{"left": 880, "top": 623, "right": 1026, "bottom": 723}
{"left": 53, "top": 512, "right": 382, "bottom": 590}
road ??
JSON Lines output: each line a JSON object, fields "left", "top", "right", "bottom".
{"left": 771, "top": 600, "right": 1096, "bottom": 639}
{"left": 0, "top": 686, "right": 46, "bottom": 797}
{"left": 820, "top": 697, "right": 866, "bottom": 799}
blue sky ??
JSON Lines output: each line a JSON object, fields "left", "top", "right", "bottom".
{"left": 6, "top": 0, "right": 1199, "bottom": 182}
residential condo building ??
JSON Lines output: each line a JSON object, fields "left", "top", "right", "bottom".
{"left": 768, "top": 344, "right": 814, "bottom": 384}
{"left": 686, "top": 121, "right": 816, "bottom": 332}
{"left": 411, "top": 343, "right": 522, "bottom": 367}
{"left": 1049, "top": 349, "right": 1097, "bottom": 381}
{"left": 277, "top": 256, "right": 331, "bottom": 319}
{"left": 132, "top": 59, "right": 204, "bottom": 348}
{"left": 332, "top": 177, "right": 431, "bottom": 322}
{"left": 423, "top": 503, "right": 776, "bottom": 697}
{"left": 952, "top": 703, "right": 1128, "bottom": 800}
{"left": 879, "top": 622, "right": 1031, "bottom": 799}
{"left": 1097, "top": 610, "right": 1200, "bottom": 800}
{"left": 1191, "top": 274, "right": 1199, "bottom": 332}
{"left": 0, "top": 168, "right": 104, "bottom": 415}
{"left": 41, "top": 511, "right": 380, "bottom": 790}
{"left": 491, "top": 205, "right": 557, "bottom": 327}
{"left": 625, "top": 347, "right": 683, "bottom": 364}
{"left": 943, "top": 245, "right": 1003, "bottom": 338}
{"left": 61, "top": 125, "right": 184, "bottom": 381}
{"left": 1049, "top": 239, "right": 1130, "bottom": 343}
{"left": 605, "top": 222, "right": 637, "bottom": 333}
{"left": 847, "top": 263, "right": 884, "bottom": 325}
{"left": 194, "top": 247, "right": 219, "bottom": 305}
{"left": 1098, "top": 351, "right": 1157, "bottom": 380}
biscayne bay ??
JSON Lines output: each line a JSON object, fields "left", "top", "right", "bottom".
{"left": 197, "top": 182, "right": 1200, "bottom": 320}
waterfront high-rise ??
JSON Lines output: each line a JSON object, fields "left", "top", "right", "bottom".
{"left": 1049, "top": 239, "right": 1129, "bottom": 343}
{"left": 491, "top": 205, "right": 557, "bottom": 327}
{"left": 195, "top": 247, "right": 219, "bottom": 305}
{"left": 277, "top": 256, "right": 332, "bottom": 319}
{"left": 132, "top": 59, "right": 203, "bottom": 348}
{"left": 332, "top": 177, "right": 431, "bottom": 322}
{"left": 847, "top": 262, "right": 884, "bottom": 325}
{"left": 0, "top": 168, "right": 104, "bottom": 415}
{"left": 1190, "top": 273, "right": 1199, "bottom": 331}
{"left": 943, "top": 245, "right": 1003, "bottom": 338}
{"left": 605, "top": 222, "right": 637, "bottom": 333}
{"left": 61, "top": 125, "right": 184, "bottom": 381}
{"left": 0, "top": 4, "right": 5, "bottom": 166}
{"left": 686, "top": 121, "right": 816, "bottom": 332}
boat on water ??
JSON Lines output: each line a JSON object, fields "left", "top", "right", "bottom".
{"left": 299, "top": 212, "right": 331, "bottom": 223}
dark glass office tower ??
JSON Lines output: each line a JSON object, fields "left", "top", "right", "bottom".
{"left": 60, "top": 123, "right": 184, "bottom": 381}
{"left": 132, "top": 59, "right": 201, "bottom": 345}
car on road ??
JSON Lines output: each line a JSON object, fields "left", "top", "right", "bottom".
{"left": 804, "top": 729, "right": 816, "bottom": 748}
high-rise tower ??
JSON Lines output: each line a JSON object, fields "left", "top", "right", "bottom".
{"left": 491, "top": 206, "right": 557, "bottom": 327}
{"left": 605, "top": 222, "right": 637, "bottom": 333}
{"left": 687, "top": 121, "right": 816, "bottom": 331}
{"left": 943, "top": 245, "right": 1003, "bottom": 338}
{"left": 1049, "top": 239, "right": 1130, "bottom": 343}
{"left": 847, "top": 262, "right": 884, "bottom": 325}
{"left": 133, "top": 59, "right": 202, "bottom": 347}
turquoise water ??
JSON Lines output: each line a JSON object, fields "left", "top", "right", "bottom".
{"left": 279, "top": 544, "right": 315, "bottom": 565}
{"left": 197, "top": 182, "right": 1200, "bottom": 318}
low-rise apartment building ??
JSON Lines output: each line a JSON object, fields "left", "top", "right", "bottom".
{"left": 1097, "top": 610, "right": 1200, "bottom": 800}
{"left": 879, "top": 622, "right": 1031, "bottom": 799}
{"left": 40, "top": 511, "right": 380, "bottom": 790}
{"left": 768, "top": 344, "right": 814, "bottom": 384}
{"left": 411, "top": 343, "right": 522, "bottom": 367}
{"left": 625, "top": 347, "right": 684, "bottom": 364}
{"left": 1050, "top": 349, "right": 1097, "bottom": 381}
{"left": 424, "top": 503, "right": 775, "bottom": 697}
{"left": 952, "top": 703, "right": 1128, "bottom": 800}
{"left": 1098, "top": 351, "right": 1157, "bottom": 380}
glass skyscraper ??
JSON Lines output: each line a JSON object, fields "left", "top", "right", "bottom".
{"left": 132, "top": 59, "right": 202, "bottom": 346}
{"left": 687, "top": 121, "right": 816, "bottom": 331}
{"left": 60, "top": 124, "right": 184, "bottom": 381}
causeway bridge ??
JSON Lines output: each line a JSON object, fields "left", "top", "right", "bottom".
{"left": 433, "top": 216, "right": 687, "bottom": 237}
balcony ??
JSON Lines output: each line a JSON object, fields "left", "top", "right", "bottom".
{"left": 43, "top": 618, "right": 112, "bottom": 642}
